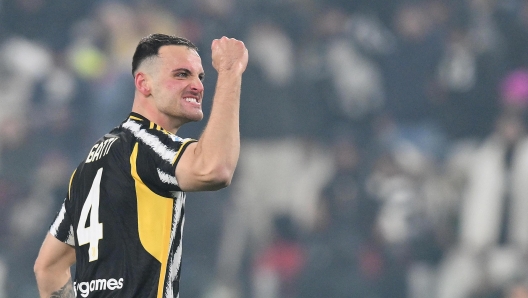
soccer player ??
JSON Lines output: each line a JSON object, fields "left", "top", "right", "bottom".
{"left": 33, "top": 34, "right": 248, "bottom": 298}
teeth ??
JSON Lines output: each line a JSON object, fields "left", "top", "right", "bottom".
{"left": 185, "top": 98, "right": 198, "bottom": 103}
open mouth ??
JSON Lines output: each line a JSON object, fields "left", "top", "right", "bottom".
{"left": 184, "top": 97, "right": 200, "bottom": 105}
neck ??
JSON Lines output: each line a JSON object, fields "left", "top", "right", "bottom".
{"left": 131, "top": 97, "right": 183, "bottom": 134}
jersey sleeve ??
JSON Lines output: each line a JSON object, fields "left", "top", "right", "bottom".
{"left": 135, "top": 132, "right": 196, "bottom": 195}
{"left": 49, "top": 198, "right": 75, "bottom": 246}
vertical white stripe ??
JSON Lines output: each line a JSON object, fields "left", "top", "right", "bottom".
{"left": 49, "top": 201, "right": 75, "bottom": 246}
{"left": 165, "top": 192, "right": 185, "bottom": 297}
{"left": 66, "top": 225, "right": 75, "bottom": 246}
{"left": 50, "top": 202, "right": 67, "bottom": 236}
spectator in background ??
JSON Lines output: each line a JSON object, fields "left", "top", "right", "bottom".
{"left": 0, "top": 0, "right": 93, "bottom": 51}
{"left": 294, "top": 4, "right": 391, "bottom": 142}
{"left": 83, "top": 2, "right": 141, "bottom": 143}
{"left": 495, "top": 0, "right": 528, "bottom": 70}
{"left": 436, "top": 0, "right": 508, "bottom": 141}
{"left": 437, "top": 68, "right": 528, "bottom": 298}
{"left": 380, "top": 0, "right": 447, "bottom": 162}
{"left": 364, "top": 142, "right": 446, "bottom": 298}
{"left": 0, "top": 37, "right": 58, "bottom": 264}
{"left": 251, "top": 214, "right": 305, "bottom": 298}
{"left": 297, "top": 132, "right": 398, "bottom": 298}
{"left": 0, "top": 30, "right": 89, "bottom": 298}
{"left": 0, "top": 37, "right": 53, "bottom": 143}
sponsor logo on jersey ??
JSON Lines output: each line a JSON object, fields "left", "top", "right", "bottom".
{"left": 73, "top": 277, "right": 124, "bottom": 297}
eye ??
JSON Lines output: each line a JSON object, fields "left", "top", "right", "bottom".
{"left": 199, "top": 74, "right": 205, "bottom": 81}
{"left": 175, "top": 72, "right": 188, "bottom": 78}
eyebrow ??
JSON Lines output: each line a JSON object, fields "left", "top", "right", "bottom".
{"left": 171, "top": 68, "right": 205, "bottom": 78}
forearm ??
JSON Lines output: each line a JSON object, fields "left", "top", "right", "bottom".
{"left": 176, "top": 36, "right": 247, "bottom": 191}
{"left": 36, "top": 268, "right": 74, "bottom": 298}
{"left": 194, "top": 72, "right": 242, "bottom": 184}
{"left": 35, "top": 233, "right": 76, "bottom": 298}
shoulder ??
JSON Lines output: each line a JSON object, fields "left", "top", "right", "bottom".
{"left": 122, "top": 117, "right": 194, "bottom": 152}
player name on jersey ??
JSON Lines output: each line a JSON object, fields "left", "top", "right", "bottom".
{"left": 86, "top": 137, "right": 118, "bottom": 163}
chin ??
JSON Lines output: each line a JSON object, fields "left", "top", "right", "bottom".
{"left": 188, "top": 113, "right": 204, "bottom": 122}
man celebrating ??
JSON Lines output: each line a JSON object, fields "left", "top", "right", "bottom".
{"left": 34, "top": 34, "right": 248, "bottom": 298}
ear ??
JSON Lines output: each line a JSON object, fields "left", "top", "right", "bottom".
{"left": 134, "top": 72, "right": 151, "bottom": 96}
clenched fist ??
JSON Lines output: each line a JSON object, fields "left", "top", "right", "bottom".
{"left": 211, "top": 36, "right": 248, "bottom": 75}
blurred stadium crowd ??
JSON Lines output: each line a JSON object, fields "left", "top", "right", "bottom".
{"left": 1, "top": 0, "right": 528, "bottom": 297}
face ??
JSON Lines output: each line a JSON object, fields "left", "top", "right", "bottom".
{"left": 146, "top": 45, "right": 205, "bottom": 124}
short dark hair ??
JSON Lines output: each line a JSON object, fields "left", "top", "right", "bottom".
{"left": 131, "top": 33, "right": 198, "bottom": 76}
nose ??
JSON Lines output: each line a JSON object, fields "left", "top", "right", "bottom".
{"left": 190, "top": 77, "right": 204, "bottom": 93}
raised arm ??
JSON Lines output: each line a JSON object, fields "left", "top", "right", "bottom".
{"left": 34, "top": 233, "right": 76, "bottom": 298}
{"left": 176, "top": 37, "right": 248, "bottom": 191}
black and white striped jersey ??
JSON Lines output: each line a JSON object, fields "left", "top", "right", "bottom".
{"left": 50, "top": 112, "right": 196, "bottom": 298}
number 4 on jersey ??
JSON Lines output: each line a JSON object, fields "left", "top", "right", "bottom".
{"left": 77, "top": 168, "right": 104, "bottom": 262}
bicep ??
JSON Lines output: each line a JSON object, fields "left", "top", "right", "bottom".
{"left": 175, "top": 142, "right": 229, "bottom": 191}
